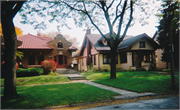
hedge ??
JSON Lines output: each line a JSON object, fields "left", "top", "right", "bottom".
{"left": 16, "top": 68, "right": 43, "bottom": 77}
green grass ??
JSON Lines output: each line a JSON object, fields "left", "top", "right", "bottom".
{"left": 81, "top": 71, "right": 179, "bottom": 94}
{"left": 1, "top": 83, "right": 118, "bottom": 109}
{"left": 1, "top": 75, "right": 70, "bottom": 87}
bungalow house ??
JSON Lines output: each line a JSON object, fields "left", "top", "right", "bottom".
{"left": 17, "top": 33, "right": 77, "bottom": 68}
{"left": 75, "top": 29, "right": 160, "bottom": 71}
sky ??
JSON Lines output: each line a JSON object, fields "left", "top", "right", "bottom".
{"left": 13, "top": 1, "right": 161, "bottom": 47}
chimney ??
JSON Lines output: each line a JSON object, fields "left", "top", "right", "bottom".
{"left": 86, "top": 29, "right": 91, "bottom": 34}
{"left": 37, "top": 30, "right": 41, "bottom": 36}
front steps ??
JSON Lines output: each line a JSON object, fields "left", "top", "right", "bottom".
{"left": 56, "top": 69, "right": 86, "bottom": 80}
{"left": 56, "top": 68, "right": 80, "bottom": 74}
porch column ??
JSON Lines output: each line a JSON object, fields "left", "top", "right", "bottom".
{"left": 127, "top": 52, "right": 133, "bottom": 67}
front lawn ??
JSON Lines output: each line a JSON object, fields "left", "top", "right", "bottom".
{"left": 1, "top": 75, "right": 70, "bottom": 87}
{"left": 81, "top": 71, "right": 179, "bottom": 94}
{"left": 1, "top": 83, "right": 118, "bottom": 109}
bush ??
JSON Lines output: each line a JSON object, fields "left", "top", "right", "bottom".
{"left": 92, "top": 68, "right": 99, "bottom": 72}
{"left": 16, "top": 68, "right": 43, "bottom": 77}
{"left": 49, "top": 70, "right": 59, "bottom": 76}
{"left": 41, "top": 60, "right": 57, "bottom": 75}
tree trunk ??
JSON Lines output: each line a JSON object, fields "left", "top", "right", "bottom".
{"left": 1, "top": 16, "right": 18, "bottom": 99}
{"left": 110, "top": 45, "right": 117, "bottom": 79}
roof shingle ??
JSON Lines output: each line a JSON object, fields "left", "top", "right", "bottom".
{"left": 17, "top": 33, "right": 53, "bottom": 49}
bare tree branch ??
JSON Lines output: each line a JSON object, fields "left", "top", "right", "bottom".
{"left": 82, "top": 1, "right": 107, "bottom": 41}
{"left": 107, "top": 0, "right": 115, "bottom": 10}
{"left": 99, "top": 1, "right": 113, "bottom": 36}
{"left": 116, "top": 0, "right": 128, "bottom": 40}
{"left": 112, "top": 0, "right": 122, "bottom": 26}
{"left": 12, "top": 1, "right": 25, "bottom": 18}
{"left": 92, "top": 1, "right": 103, "bottom": 9}
{"left": 119, "top": 0, "right": 133, "bottom": 41}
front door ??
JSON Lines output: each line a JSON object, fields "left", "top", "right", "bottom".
{"left": 133, "top": 52, "right": 142, "bottom": 67}
{"left": 56, "top": 55, "right": 67, "bottom": 68}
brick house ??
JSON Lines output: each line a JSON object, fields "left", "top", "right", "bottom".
{"left": 74, "top": 29, "right": 160, "bottom": 71}
{"left": 17, "top": 33, "right": 77, "bottom": 68}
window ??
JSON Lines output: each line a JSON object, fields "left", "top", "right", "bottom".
{"left": 29, "top": 55, "right": 35, "bottom": 65}
{"left": 103, "top": 54, "right": 111, "bottom": 64}
{"left": 120, "top": 52, "right": 127, "bottom": 63}
{"left": 38, "top": 55, "right": 44, "bottom": 65}
{"left": 94, "top": 55, "right": 96, "bottom": 65}
{"left": 58, "top": 42, "right": 63, "bottom": 48}
{"left": 139, "top": 41, "right": 145, "bottom": 48}
{"left": 64, "top": 56, "right": 67, "bottom": 64}
{"left": 143, "top": 53, "right": 151, "bottom": 62}
{"left": 54, "top": 56, "right": 57, "bottom": 62}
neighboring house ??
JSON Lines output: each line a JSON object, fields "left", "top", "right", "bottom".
{"left": 74, "top": 29, "right": 160, "bottom": 71}
{"left": 152, "top": 31, "right": 169, "bottom": 69}
{"left": 17, "top": 33, "right": 77, "bottom": 68}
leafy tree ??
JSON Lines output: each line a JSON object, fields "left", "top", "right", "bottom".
{"left": 1, "top": 1, "right": 25, "bottom": 99}
{"left": 156, "top": 0, "right": 179, "bottom": 69}
{"left": 156, "top": 0, "right": 179, "bottom": 89}
{"left": 20, "top": 0, "right": 156, "bottom": 79}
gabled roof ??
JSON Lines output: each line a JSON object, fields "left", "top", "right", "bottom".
{"left": 78, "top": 32, "right": 160, "bottom": 57}
{"left": 17, "top": 33, "right": 53, "bottom": 49}
{"left": 117, "top": 33, "right": 160, "bottom": 50}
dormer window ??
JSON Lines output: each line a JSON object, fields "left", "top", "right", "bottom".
{"left": 102, "top": 39, "right": 107, "bottom": 45}
{"left": 58, "top": 42, "right": 63, "bottom": 48}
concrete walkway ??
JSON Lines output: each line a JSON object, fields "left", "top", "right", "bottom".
{"left": 82, "top": 81, "right": 155, "bottom": 99}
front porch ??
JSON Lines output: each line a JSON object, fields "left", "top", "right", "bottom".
{"left": 131, "top": 50, "right": 156, "bottom": 71}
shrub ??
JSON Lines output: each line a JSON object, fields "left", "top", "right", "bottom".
{"left": 16, "top": 68, "right": 43, "bottom": 77}
{"left": 92, "top": 68, "right": 99, "bottom": 72}
{"left": 41, "top": 60, "right": 57, "bottom": 75}
{"left": 49, "top": 70, "right": 59, "bottom": 76}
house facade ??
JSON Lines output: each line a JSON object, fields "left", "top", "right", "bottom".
{"left": 153, "top": 31, "right": 168, "bottom": 69}
{"left": 75, "top": 29, "right": 160, "bottom": 71}
{"left": 17, "top": 33, "right": 77, "bottom": 68}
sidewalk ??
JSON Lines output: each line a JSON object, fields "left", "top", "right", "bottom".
{"left": 83, "top": 81, "right": 155, "bottom": 99}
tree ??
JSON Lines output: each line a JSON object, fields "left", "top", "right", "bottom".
{"left": 0, "top": 22, "right": 23, "bottom": 37}
{"left": 1, "top": 1, "right": 25, "bottom": 99}
{"left": 40, "top": 31, "right": 79, "bottom": 47}
{"left": 20, "top": 0, "right": 155, "bottom": 79}
{"left": 156, "top": 0, "right": 179, "bottom": 89}
{"left": 156, "top": 0, "right": 179, "bottom": 69}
